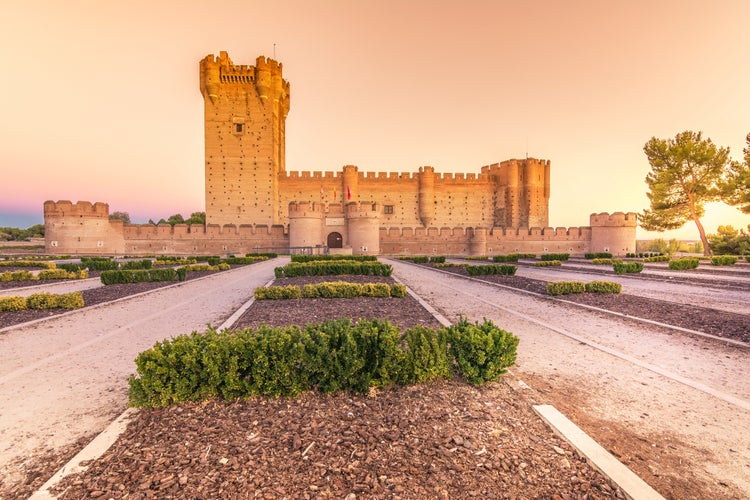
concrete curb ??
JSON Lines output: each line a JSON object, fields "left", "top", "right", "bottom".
{"left": 533, "top": 404, "right": 664, "bottom": 500}
{"left": 29, "top": 408, "right": 139, "bottom": 499}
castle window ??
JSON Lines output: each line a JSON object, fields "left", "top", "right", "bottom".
{"left": 384, "top": 205, "right": 394, "bottom": 215}
{"left": 235, "top": 123, "right": 243, "bottom": 133}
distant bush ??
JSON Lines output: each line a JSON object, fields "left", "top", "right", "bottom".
{"left": 711, "top": 255, "right": 737, "bottom": 266}
{"left": 0, "top": 260, "right": 55, "bottom": 269}
{"left": 492, "top": 254, "right": 519, "bottom": 262}
{"left": 547, "top": 281, "right": 586, "bottom": 295}
{"left": 535, "top": 260, "right": 562, "bottom": 267}
{"left": 121, "top": 259, "right": 153, "bottom": 270}
{"left": 275, "top": 261, "right": 392, "bottom": 278}
{"left": 291, "top": 255, "right": 376, "bottom": 263}
{"left": 38, "top": 269, "right": 88, "bottom": 280}
{"left": 246, "top": 252, "right": 278, "bottom": 259}
{"left": 585, "top": 281, "right": 622, "bottom": 294}
{"left": 668, "top": 258, "right": 699, "bottom": 270}
{"left": 465, "top": 264, "right": 517, "bottom": 276}
{"left": 613, "top": 262, "right": 643, "bottom": 274}
{"left": 585, "top": 252, "right": 612, "bottom": 259}
{"left": 398, "top": 256, "right": 429, "bottom": 264}
{"left": 100, "top": 268, "right": 176, "bottom": 285}
{"left": 434, "top": 263, "right": 468, "bottom": 268}
{"left": 57, "top": 263, "right": 86, "bottom": 272}
{"left": 81, "top": 257, "right": 119, "bottom": 271}
{"left": 591, "top": 258, "right": 622, "bottom": 265}
{"left": 254, "top": 282, "right": 406, "bottom": 300}
{"left": 223, "top": 256, "right": 267, "bottom": 265}
{"left": 541, "top": 253, "right": 569, "bottom": 261}
{"left": 643, "top": 255, "right": 670, "bottom": 262}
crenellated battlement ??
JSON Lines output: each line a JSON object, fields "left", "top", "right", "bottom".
{"left": 44, "top": 200, "right": 109, "bottom": 218}
{"left": 345, "top": 202, "right": 381, "bottom": 218}
{"left": 288, "top": 201, "right": 325, "bottom": 216}
{"left": 589, "top": 212, "right": 638, "bottom": 227}
{"left": 286, "top": 170, "right": 341, "bottom": 180}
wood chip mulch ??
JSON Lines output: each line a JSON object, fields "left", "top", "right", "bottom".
{"left": 51, "top": 379, "right": 624, "bottom": 499}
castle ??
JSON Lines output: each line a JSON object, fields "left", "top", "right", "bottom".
{"left": 44, "top": 52, "right": 636, "bottom": 257}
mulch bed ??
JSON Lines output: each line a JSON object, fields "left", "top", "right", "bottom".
{"left": 50, "top": 379, "right": 624, "bottom": 499}
{"left": 232, "top": 275, "right": 443, "bottom": 331}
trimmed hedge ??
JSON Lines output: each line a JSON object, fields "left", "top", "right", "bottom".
{"left": 585, "top": 252, "right": 612, "bottom": 259}
{"left": 0, "top": 270, "right": 36, "bottom": 282}
{"left": 275, "top": 261, "right": 392, "bottom": 278}
{"left": 100, "top": 268, "right": 177, "bottom": 285}
{"left": 121, "top": 259, "right": 153, "bottom": 270}
{"left": 535, "top": 260, "right": 561, "bottom": 267}
{"left": 38, "top": 269, "right": 88, "bottom": 280}
{"left": 0, "top": 260, "right": 55, "bottom": 269}
{"left": 541, "top": 253, "right": 569, "bottom": 261}
{"left": 223, "top": 256, "right": 268, "bottom": 265}
{"left": 127, "top": 317, "right": 519, "bottom": 407}
{"left": 255, "top": 281, "right": 407, "bottom": 300}
{"left": 26, "top": 292, "right": 84, "bottom": 310}
{"left": 591, "top": 258, "right": 622, "bottom": 265}
{"left": 246, "top": 252, "right": 278, "bottom": 259}
{"left": 80, "top": 257, "right": 120, "bottom": 271}
{"left": 547, "top": 281, "right": 586, "bottom": 295}
{"left": 613, "top": 262, "right": 643, "bottom": 274}
{"left": 465, "top": 264, "right": 517, "bottom": 276}
{"left": 711, "top": 255, "right": 737, "bottom": 266}
{"left": 643, "top": 255, "right": 670, "bottom": 262}
{"left": 0, "top": 296, "right": 28, "bottom": 312}
{"left": 57, "top": 263, "right": 86, "bottom": 272}
{"left": 154, "top": 258, "right": 196, "bottom": 266}
{"left": 434, "top": 263, "right": 469, "bottom": 268}
{"left": 668, "top": 258, "right": 699, "bottom": 270}
{"left": 585, "top": 281, "right": 622, "bottom": 294}
{"left": 492, "top": 253, "right": 534, "bottom": 262}
{"left": 398, "top": 256, "right": 428, "bottom": 263}
{"left": 291, "top": 255, "right": 377, "bottom": 263}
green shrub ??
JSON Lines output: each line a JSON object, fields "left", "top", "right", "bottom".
{"left": 360, "top": 282, "right": 393, "bottom": 297}
{"left": 128, "top": 318, "right": 519, "bottom": 407}
{"left": 254, "top": 285, "right": 302, "bottom": 300}
{"left": 465, "top": 264, "right": 517, "bottom": 276}
{"left": 396, "top": 326, "right": 450, "bottom": 385}
{"left": 223, "top": 256, "right": 267, "bottom": 265}
{"left": 275, "top": 261, "right": 392, "bottom": 278}
{"left": 291, "top": 254, "right": 376, "bottom": 263}
{"left": 711, "top": 255, "right": 737, "bottom": 266}
{"left": 58, "top": 263, "right": 86, "bottom": 272}
{"left": 398, "top": 256, "right": 429, "bottom": 264}
{"left": 206, "top": 257, "right": 221, "bottom": 266}
{"left": 613, "top": 262, "right": 643, "bottom": 274}
{"left": 121, "top": 259, "right": 153, "bottom": 270}
{"left": 546, "top": 281, "right": 586, "bottom": 295}
{"left": 541, "top": 253, "right": 569, "bottom": 261}
{"left": 0, "top": 296, "right": 27, "bottom": 312}
{"left": 591, "top": 258, "right": 622, "bottom": 265}
{"left": 80, "top": 257, "right": 119, "bottom": 271}
{"left": 390, "top": 283, "right": 407, "bottom": 297}
{"left": 26, "top": 292, "right": 84, "bottom": 310}
{"left": 38, "top": 269, "right": 88, "bottom": 280}
{"left": 246, "top": 252, "right": 277, "bottom": 259}
{"left": 585, "top": 252, "right": 612, "bottom": 259}
{"left": 585, "top": 281, "right": 622, "bottom": 294}
{"left": 434, "top": 263, "right": 469, "bottom": 268}
{"left": 746, "top": 256, "right": 750, "bottom": 263}
{"left": 446, "top": 317, "right": 519, "bottom": 385}
{"left": 492, "top": 254, "right": 519, "bottom": 262}
{"left": 302, "top": 281, "right": 362, "bottom": 298}
{"left": 668, "top": 258, "right": 699, "bottom": 270}
{"left": 429, "top": 256, "right": 446, "bottom": 263}
{"left": 0, "top": 270, "right": 36, "bottom": 282}
{"left": 100, "top": 268, "right": 176, "bottom": 285}
{"left": 176, "top": 267, "right": 188, "bottom": 282}
{"left": 643, "top": 255, "right": 670, "bottom": 262}
{"left": 0, "top": 260, "right": 55, "bottom": 269}
{"left": 535, "top": 260, "right": 562, "bottom": 267}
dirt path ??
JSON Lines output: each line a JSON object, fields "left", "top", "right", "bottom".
{"left": 0, "top": 259, "right": 280, "bottom": 488}
{"left": 387, "top": 259, "right": 750, "bottom": 498}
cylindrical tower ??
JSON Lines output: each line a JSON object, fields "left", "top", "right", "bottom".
{"left": 469, "top": 227, "right": 488, "bottom": 256}
{"left": 346, "top": 202, "right": 381, "bottom": 255}
{"left": 418, "top": 166, "right": 435, "bottom": 227}
{"left": 342, "top": 165, "right": 359, "bottom": 202}
{"left": 288, "top": 202, "right": 325, "bottom": 249}
{"left": 589, "top": 212, "right": 638, "bottom": 256}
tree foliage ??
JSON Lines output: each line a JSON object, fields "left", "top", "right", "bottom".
{"left": 109, "top": 211, "right": 131, "bottom": 224}
{"left": 707, "top": 225, "right": 750, "bottom": 255}
{"left": 640, "top": 131, "right": 731, "bottom": 255}
{"left": 0, "top": 224, "right": 45, "bottom": 241}
{"left": 720, "top": 133, "right": 750, "bottom": 214}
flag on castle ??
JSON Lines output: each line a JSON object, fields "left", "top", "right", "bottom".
{"left": 333, "top": 187, "right": 337, "bottom": 200}
{"left": 347, "top": 186, "right": 351, "bottom": 200}
{"left": 320, "top": 185, "right": 324, "bottom": 200}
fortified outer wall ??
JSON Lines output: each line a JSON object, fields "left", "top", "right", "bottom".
{"left": 44, "top": 201, "right": 126, "bottom": 255}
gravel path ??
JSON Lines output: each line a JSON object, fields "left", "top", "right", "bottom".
{"left": 387, "top": 259, "right": 750, "bottom": 498}
{"left": 0, "top": 259, "right": 279, "bottom": 490}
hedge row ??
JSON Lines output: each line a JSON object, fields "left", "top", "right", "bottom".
{"left": 121, "top": 259, "right": 153, "bottom": 270}
{"left": 585, "top": 252, "right": 612, "bottom": 259}
{"left": 255, "top": 281, "right": 407, "bottom": 300}
{"left": 80, "top": 257, "right": 119, "bottom": 271}
{"left": 127, "top": 317, "right": 519, "bottom": 407}
{"left": 100, "top": 268, "right": 177, "bottom": 285}
{"left": 291, "top": 255, "right": 377, "bottom": 263}
{"left": 465, "top": 264, "right": 517, "bottom": 276}
{"left": 223, "top": 256, "right": 268, "bottom": 265}
{"left": 0, "top": 269, "right": 88, "bottom": 282}
{"left": 535, "top": 260, "right": 561, "bottom": 267}
{"left": 547, "top": 280, "right": 622, "bottom": 295}
{"left": 0, "top": 260, "right": 55, "bottom": 269}
{"left": 626, "top": 252, "right": 664, "bottom": 258}
{"left": 492, "top": 253, "right": 535, "bottom": 262}
{"left": 434, "top": 263, "right": 468, "bottom": 268}
{"left": 591, "top": 258, "right": 621, "bottom": 265}
{"left": 613, "top": 262, "right": 643, "bottom": 274}
{"left": 541, "top": 253, "right": 569, "bottom": 261}
{"left": 668, "top": 258, "right": 699, "bottom": 270}
{"left": 711, "top": 255, "right": 737, "bottom": 266}
{"left": 0, "top": 292, "right": 84, "bottom": 312}
{"left": 398, "top": 256, "right": 445, "bottom": 264}
{"left": 643, "top": 255, "right": 670, "bottom": 262}
{"left": 246, "top": 253, "right": 278, "bottom": 259}
{"left": 274, "top": 261, "right": 392, "bottom": 278}
{"left": 154, "top": 258, "right": 197, "bottom": 266}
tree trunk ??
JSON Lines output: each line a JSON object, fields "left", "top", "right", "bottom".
{"left": 693, "top": 216, "right": 711, "bottom": 256}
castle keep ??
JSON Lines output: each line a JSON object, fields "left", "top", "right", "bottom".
{"left": 44, "top": 52, "right": 636, "bottom": 256}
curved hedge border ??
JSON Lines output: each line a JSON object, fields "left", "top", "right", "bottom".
{"left": 127, "top": 317, "right": 519, "bottom": 407}
{"left": 465, "top": 264, "right": 517, "bottom": 276}
{"left": 254, "top": 281, "right": 407, "bottom": 300}
{"left": 0, "top": 292, "right": 84, "bottom": 312}
{"left": 274, "top": 261, "right": 392, "bottom": 278}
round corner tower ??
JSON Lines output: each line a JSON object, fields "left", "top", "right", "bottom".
{"left": 346, "top": 202, "right": 381, "bottom": 255}
{"left": 589, "top": 212, "right": 638, "bottom": 256}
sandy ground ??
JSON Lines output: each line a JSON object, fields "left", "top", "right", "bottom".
{"left": 387, "top": 259, "right": 750, "bottom": 496}
{"left": 0, "top": 259, "right": 281, "bottom": 487}
{"left": 1, "top": 256, "right": 748, "bottom": 497}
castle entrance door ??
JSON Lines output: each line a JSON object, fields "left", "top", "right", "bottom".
{"left": 327, "top": 232, "right": 343, "bottom": 248}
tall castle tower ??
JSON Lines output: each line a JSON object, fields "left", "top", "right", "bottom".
{"left": 200, "top": 51, "right": 290, "bottom": 226}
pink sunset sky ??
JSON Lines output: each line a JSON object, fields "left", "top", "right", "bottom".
{"left": 1, "top": 0, "right": 748, "bottom": 240}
